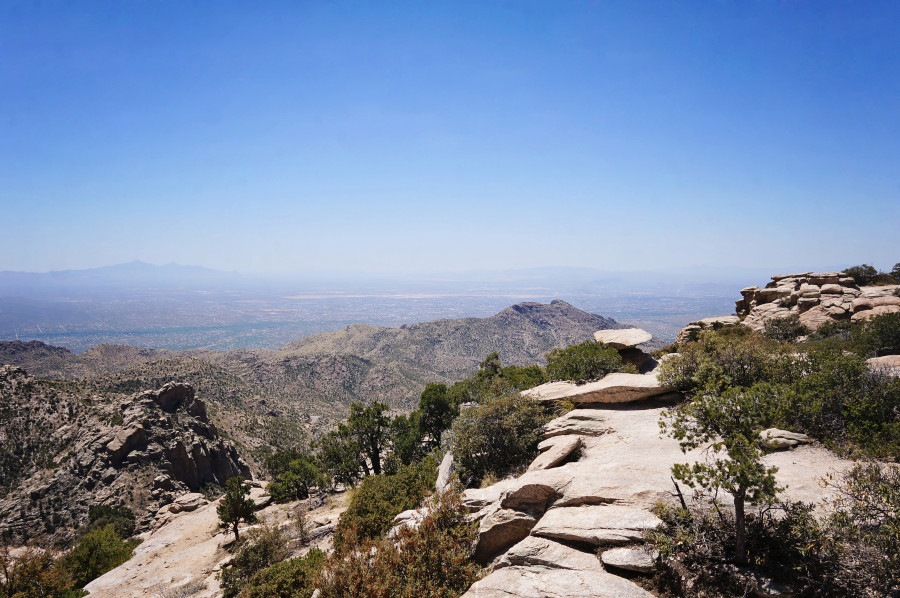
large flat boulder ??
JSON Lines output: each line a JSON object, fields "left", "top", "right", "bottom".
{"left": 531, "top": 505, "right": 662, "bottom": 546}
{"left": 460, "top": 565, "right": 655, "bottom": 598}
{"left": 527, "top": 435, "right": 582, "bottom": 472}
{"left": 496, "top": 536, "right": 603, "bottom": 571}
{"left": 526, "top": 372, "right": 671, "bottom": 405}
{"left": 593, "top": 328, "right": 652, "bottom": 349}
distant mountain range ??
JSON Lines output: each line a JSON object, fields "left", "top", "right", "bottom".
{"left": 0, "top": 300, "right": 635, "bottom": 466}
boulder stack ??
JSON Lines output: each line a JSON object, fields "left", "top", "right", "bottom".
{"left": 735, "top": 272, "right": 900, "bottom": 331}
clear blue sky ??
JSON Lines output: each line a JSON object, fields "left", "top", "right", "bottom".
{"left": 2, "top": 1, "right": 898, "bottom": 274}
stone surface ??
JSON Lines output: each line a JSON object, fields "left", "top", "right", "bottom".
{"left": 474, "top": 506, "right": 538, "bottom": 563}
{"left": 496, "top": 536, "right": 603, "bottom": 571}
{"left": 436, "top": 451, "right": 455, "bottom": 492}
{"left": 169, "top": 493, "right": 207, "bottom": 514}
{"left": 525, "top": 371, "right": 671, "bottom": 405}
{"left": 541, "top": 409, "right": 609, "bottom": 438}
{"left": 592, "top": 328, "right": 653, "bottom": 349}
{"left": 460, "top": 565, "right": 655, "bottom": 598}
{"left": 760, "top": 428, "right": 812, "bottom": 450}
{"left": 527, "top": 436, "right": 582, "bottom": 471}
{"left": 531, "top": 505, "right": 662, "bottom": 546}
{"left": 600, "top": 547, "right": 658, "bottom": 573}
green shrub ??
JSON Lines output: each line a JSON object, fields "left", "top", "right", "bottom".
{"left": 545, "top": 340, "right": 630, "bottom": 384}
{"left": 61, "top": 524, "right": 134, "bottom": 588}
{"left": 221, "top": 525, "right": 289, "bottom": 598}
{"left": 763, "top": 314, "right": 810, "bottom": 342}
{"left": 0, "top": 545, "right": 79, "bottom": 598}
{"left": 333, "top": 454, "right": 439, "bottom": 552}
{"left": 237, "top": 549, "right": 325, "bottom": 598}
{"left": 862, "top": 312, "right": 900, "bottom": 357}
{"left": 844, "top": 264, "right": 880, "bottom": 286}
{"left": 658, "top": 327, "right": 789, "bottom": 396}
{"left": 86, "top": 504, "right": 136, "bottom": 539}
{"left": 266, "top": 453, "right": 325, "bottom": 503}
{"left": 318, "top": 490, "right": 479, "bottom": 598}
{"left": 450, "top": 393, "right": 549, "bottom": 487}
{"left": 827, "top": 461, "right": 900, "bottom": 593}
{"left": 647, "top": 500, "right": 842, "bottom": 597}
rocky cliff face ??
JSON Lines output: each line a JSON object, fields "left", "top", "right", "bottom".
{"left": 735, "top": 272, "right": 900, "bottom": 331}
{"left": 0, "top": 367, "right": 250, "bottom": 544}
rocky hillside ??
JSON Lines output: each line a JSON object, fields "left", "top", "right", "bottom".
{"left": 0, "top": 301, "right": 628, "bottom": 462}
{"left": 0, "top": 367, "right": 249, "bottom": 544}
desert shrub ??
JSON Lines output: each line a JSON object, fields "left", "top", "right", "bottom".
{"left": 845, "top": 264, "right": 880, "bottom": 286}
{"left": 60, "top": 523, "right": 134, "bottom": 588}
{"left": 826, "top": 462, "right": 900, "bottom": 594}
{"left": 237, "top": 549, "right": 325, "bottom": 598}
{"left": 0, "top": 544, "right": 79, "bottom": 598}
{"left": 807, "top": 319, "right": 854, "bottom": 343}
{"left": 220, "top": 525, "right": 289, "bottom": 598}
{"left": 318, "top": 490, "right": 479, "bottom": 598}
{"left": 450, "top": 393, "right": 549, "bottom": 487}
{"left": 266, "top": 453, "right": 325, "bottom": 504}
{"left": 763, "top": 314, "right": 810, "bottom": 342}
{"left": 544, "top": 340, "right": 629, "bottom": 384}
{"left": 658, "top": 327, "right": 789, "bottom": 396}
{"left": 86, "top": 504, "right": 136, "bottom": 539}
{"left": 862, "top": 311, "right": 900, "bottom": 357}
{"left": 648, "top": 500, "right": 843, "bottom": 597}
{"left": 333, "top": 454, "right": 439, "bottom": 552}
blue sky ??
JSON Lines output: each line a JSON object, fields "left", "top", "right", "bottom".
{"left": 1, "top": 1, "right": 898, "bottom": 274}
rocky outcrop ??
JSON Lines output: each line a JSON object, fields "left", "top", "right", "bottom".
{"left": 735, "top": 272, "right": 900, "bottom": 332}
{"left": 460, "top": 402, "right": 855, "bottom": 597}
{"left": 0, "top": 371, "right": 250, "bottom": 544}
{"left": 675, "top": 316, "right": 740, "bottom": 344}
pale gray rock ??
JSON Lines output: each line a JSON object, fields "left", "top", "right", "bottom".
{"left": 436, "top": 451, "right": 455, "bottom": 492}
{"left": 600, "top": 547, "right": 658, "bottom": 573}
{"left": 760, "top": 428, "right": 812, "bottom": 451}
{"left": 496, "top": 536, "right": 603, "bottom": 571}
{"left": 527, "top": 435, "right": 582, "bottom": 472}
{"left": 592, "top": 328, "right": 652, "bottom": 349}
{"left": 531, "top": 505, "right": 662, "bottom": 546}
{"left": 541, "top": 409, "right": 609, "bottom": 438}
{"left": 168, "top": 493, "right": 206, "bottom": 514}
{"left": 474, "top": 506, "right": 538, "bottom": 563}
{"left": 460, "top": 565, "right": 655, "bottom": 598}
{"left": 525, "top": 371, "right": 671, "bottom": 405}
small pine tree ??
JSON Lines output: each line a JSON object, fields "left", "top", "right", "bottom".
{"left": 218, "top": 477, "right": 258, "bottom": 543}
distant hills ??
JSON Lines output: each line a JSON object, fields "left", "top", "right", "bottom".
{"left": 0, "top": 300, "right": 631, "bottom": 465}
